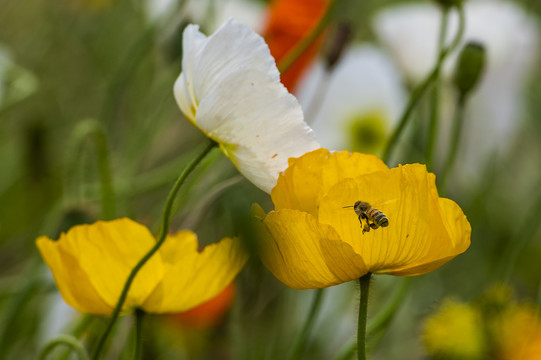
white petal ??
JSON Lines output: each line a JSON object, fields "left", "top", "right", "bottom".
{"left": 196, "top": 68, "right": 319, "bottom": 193}
{"left": 174, "top": 19, "right": 320, "bottom": 193}
{"left": 192, "top": 18, "right": 279, "bottom": 102}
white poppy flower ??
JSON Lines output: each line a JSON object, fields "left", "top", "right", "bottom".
{"left": 374, "top": 0, "right": 539, "bottom": 176}
{"left": 174, "top": 18, "right": 320, "bottom": 193}
{"left": 296, "top": 45, "right": 406, "bottom": 155}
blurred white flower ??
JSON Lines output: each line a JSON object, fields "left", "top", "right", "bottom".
{"left": 296, "top": 45, "right": 406, "bottom": 154}
{"left": 374, "top": 0, "right": 539, "bottom": 175}
{"left": 174, "top": 19, "right": 320, "bottom": 193}
{"left": 146, "top": 0, "right": 263, "bottom": 32}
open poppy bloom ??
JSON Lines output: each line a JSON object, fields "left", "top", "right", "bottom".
{"left": 174, "top": 18, "right": 320, "bottom": 194}
{"left": 254, "top": 148, "right": 471, "bottom": 289}
{"left": 36, "top": 218, "right": 247, "bottom": 315}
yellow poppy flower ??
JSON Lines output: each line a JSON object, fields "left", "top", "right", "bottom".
{"left": 423, "top": 299, "right": 486, "bottom": 360}
{"left": 494, "top": 304, "right": 541, "bottom": 360}
{"left": 174, "top": 18, "right": 320, "bottom": 194}
{"left": 255, "top": 148, "right": 471, "bottom": 289}
{"left": 36, "top": 218, "right": 247, "bottom": 315}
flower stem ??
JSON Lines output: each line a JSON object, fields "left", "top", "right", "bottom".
{"left": 65, "top": 119, "right": 116, "bottom": 220}
{"left": 287, "top": 289, "right": 325, "bottom": 360}
{"left": 335, "top": 277, "right": 410, "bottom": 360}
{"left": 91, "top": 140, "right": 218, "bottom": 360}
{"left": 439, "top": 97, "right": 466, "bottom": 192}
{"left": 499, "top": 184, "right": 541, "bottom": 283}
{"left": 367, "top": 277, "right": 410, "bottom": 336}
{"left": 357, "top": 273, "right": 372, "bottom": 360}
{"left": 425, "top": 7, "right": 450, "bottom": 171}
{"left": 134, "top": 309, "right": 144, "bottom": 360}
{"left": 277, "top": 0, "right": 342, "bottom": 74}
{"left": 39, "top": 335, "right": 89, "bottom": 360}
{"left": 382, "top": 4, "right": 466, "bottom": 164}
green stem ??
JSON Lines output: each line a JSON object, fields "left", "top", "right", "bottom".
{"left": 366, "top": 277, "right": 410, "bottom": 336}
{"left": 58, "top": 315, "right": 95, "bottom": 360}
{"left": 425, "top": 7, "right": 450, "bottom": 171}
{"left": 335, "top": 278, "right": 411, "bottom": 360}
{"left": 134, "top": 309, "right": 144, "bottom": 360}
{"left": 91, "top": 140, "right": 218, "bottom": 360}
{"left": 0, "top": 257, "right": 41, "bottom": 360}
{"left": 277, "top": 0, "right": 342, "bottom": 74}
{"left": 357, "top": 273, "right": 372, "bottom": 360}
{"left": 39, "top": 335, "right": 90, "bottom": 360}
{"left": 439, "top": 97, "right": 466, "bottom": 192}
{"left": 287, "top": 289, "right": 325, "bottom": 360}
{"left": 499, "top": 185, "right": 541, "bottom": 283}
{"left": 65, "top": 119, "right": 116, "bottom": 220}
{"left": 382, "top": 4, "right": 466, "bottom": 164}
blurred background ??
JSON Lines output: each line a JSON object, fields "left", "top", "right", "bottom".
{"left": 1, "top": 0, "right": 540, "bottom": 359}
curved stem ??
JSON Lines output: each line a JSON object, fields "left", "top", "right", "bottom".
{"left": 439, "top": 97, "right": 466, "bottom": 192}
{"left": 91, "top": 140, "right": 218, "bottom": 360}
{"left": 39, "top": 335, "right": 89, "bottom": 360}
{"left": 65, "top": 119, "right": 116, "bottom": 220}
{"left": 382, "top": 4, "right": 466, "bottom": 164}
{"left": 134, "top": 309, "right": 144, "bottom": 360}
{"left": 287, "top": 289, "right": 325, "bottom": 360}
{"left": 277, "top": 0, "right": 342, "bottom": 74}
{"left": 425, "top": 7, "right": 450, "bottom": 171}
{"left": 357, "top": 273, "right": 372, "bottom": 360}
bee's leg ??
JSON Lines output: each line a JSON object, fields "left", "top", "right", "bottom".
{"left": 359, "top": 214, "right": 369, "bottom": 234}
{"left": 363, "top": 223, "right": 371, "bottom": 234}
{"left": 362, "top": 218, "right": 371, "bottom": 234}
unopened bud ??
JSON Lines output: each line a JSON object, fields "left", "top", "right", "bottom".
{"left": 324, "top": 22, "right": 352, "bottom": 70}
{"left": 453, "top": 42, "right": 486, "bottom": 100}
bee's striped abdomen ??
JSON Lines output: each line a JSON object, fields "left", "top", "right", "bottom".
{"left": 366, "top": 208, "right": 389, "bottom": 227}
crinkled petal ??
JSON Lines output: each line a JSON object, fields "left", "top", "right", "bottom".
{"left": 318, "top": 164, "right": 470, "bottom": 275}
{"left": 272, "top": 148, "right": 387, "bottom": 216}
{"left": 37, "top": 219, "right": 164, "bottom": 313}
{"left": 256, "top": 206, "right": 368, "bottom": 289}
{"left": 142, "top": 231, "right": 247, "bottom": 313}
{"left": 174, "top": 19, "right": 320, "bottom": 193}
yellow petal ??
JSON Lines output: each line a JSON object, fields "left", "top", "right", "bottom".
{"left": 142, "top": 231, "right": 247, "bottom": 313}
{"left": 37, "top": 218, "right": 164, "bottom": 314}
{"left": 257, "top": 208, "right": 368, "bottom": 289}
{"left": 37, "top": 236, "right": 112, "bottom": 315}
{"left": 271, "top": 148, "right": 387, "bottom": 217}
{"left": 318, "top": 164, "right": 470, "bottom": 275}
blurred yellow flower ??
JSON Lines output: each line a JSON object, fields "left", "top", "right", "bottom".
{"left": 424, "top": 298, "right": 486, "bottom": 360}
{"left": 174, "top": 19, "right": 320, "bottom": 194}
{"left": 254, "top": 148, "right": 470, "bottom": 289}
{"left": 36, "top": 218, "right": 247, "bottom": 315}
{"left": 494, "top": 304, "right": 541, "bottom": 360}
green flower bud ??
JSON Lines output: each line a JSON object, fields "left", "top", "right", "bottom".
{"left": 453, "top": 42, "right": 487, "bottom": 100}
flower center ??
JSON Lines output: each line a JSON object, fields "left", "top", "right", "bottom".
{"left": 345, "top": 111, "right": 388, "bottom": 154}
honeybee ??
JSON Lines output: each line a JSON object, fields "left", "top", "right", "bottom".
{"left": 344, "top": 201, "right": 389, "bottom": 234}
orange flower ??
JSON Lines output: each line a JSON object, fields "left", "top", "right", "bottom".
{"left": 170, "top": 283, "right": 236, "bottom": 329}
{"left": 263, "top": 0, "right": 329, "bottom": 91}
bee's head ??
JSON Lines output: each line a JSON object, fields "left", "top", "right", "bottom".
{"left": 354, "top": 201, "right": 370, "bottom": 212}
